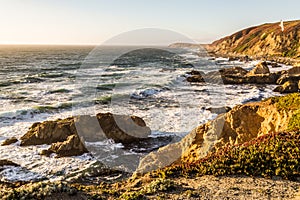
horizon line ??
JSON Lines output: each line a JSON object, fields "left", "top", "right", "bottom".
{"left": 0, "top": 43, "right": 202, "bottom": 47}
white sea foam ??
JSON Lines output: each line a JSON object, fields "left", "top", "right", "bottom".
{"left": 0, "top": 46, "right": 289, "bottom": 181}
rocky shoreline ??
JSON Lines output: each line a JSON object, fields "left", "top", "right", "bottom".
{"left": 0, "top": 91, "right": 299, "bottom": 199}
{"left": 1, "top": 44, "right": 300, "bottom": 198}
{"left": 204, "top": 46, "right": 300, "bottom": 67}
{"left": 185, "top": 60, "right": 300, "bottom": 94}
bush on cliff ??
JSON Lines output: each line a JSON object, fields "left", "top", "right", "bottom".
{"left": 269, "top": 93, "right": 300, "bottom": 131}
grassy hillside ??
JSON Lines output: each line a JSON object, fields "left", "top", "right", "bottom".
{"left": 207, "top": 20, "right": 300, "bottom": 59}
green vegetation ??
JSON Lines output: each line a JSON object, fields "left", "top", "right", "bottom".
{"left": 154, "top": 131, "right": 300, "bottom": 180}
{"left": 260, "top": 33, "right": 268, "bottom": 40}
{"left": 234, "top": 33, "right": 258, "bottom": 53}
{"left": 267, "top": 93, "right": 300, "bottom": 131}
{"left": 282, "top": 43, "right": 300, "bottom": 57}
{"left": 0, "top": 182, "right": 78, "bottom": 199}
{"left": 271, "top": 93, "right": 300, "bottom": 111}
{"left": 120, "top": 178, "right": 176, "bottom": 200}
{"left": 288, "top": 110, "right": 300, "bottom": 131}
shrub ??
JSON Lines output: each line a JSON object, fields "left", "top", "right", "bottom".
{"left": 159, "top": 131, "right": 300, "bottom": 180}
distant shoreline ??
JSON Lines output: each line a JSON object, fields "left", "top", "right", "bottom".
{"left": 169, "top": 42, "right": 300, "bottom": 66}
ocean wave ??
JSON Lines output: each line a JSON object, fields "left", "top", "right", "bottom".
{"left": 58, "top": 62, "right": 82, "bottom": 67}
{"left": 95, "top": 94, "right": 129, "bottom": 105}
{"left": 130, "top": 88, "right": 164, "bottom": 100}
{"left": 0, "top": 103, "right": 73, "bottom": 123}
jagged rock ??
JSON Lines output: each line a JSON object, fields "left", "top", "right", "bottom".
{"left": 221, "top": 73, "right": 278, "bottom": 84}
{"left": 186, "top": 70, "right": 203, "bottom": 75}
{"left": 21, "top": 113, "right": 151, "bottom": 147}
{"left": 246, "top": 73, "right": 278, "bottom": 84}
{"left": 186, "top": 75, "right": 205, "bottom": 82}
{"left": 228, "top": 57, "right": 239, "bottom": 62}
{"left": 136, "top": 95, "right": 296, "bottom": 174}
{"left": 239, "top": 55, "right": 251, "bottom": 62}
{"left": 0, "top": 160, "right": 19, "bottom": 168}
{"left": 220, "top": 67, "right": 248, "bottom": 76}
{"left": 186, "top": 66, "right": 278, "bottom": 84}
{"left": 274, "top": 80, "right": 299, "bottom": 93}
{"left": 276, "top": 74, "right": 300, "bottom": 85}
{"left": 248, "top": 61, "right": 270, "bottom": 75}
{"left": 43, "top": 135, "right": 88, "bottom": 157}
{"left": 96, "top": 113, "right": 151, "bottom": 143}
{"left": 277, "top": 74, "right": 290, "bottom": 85}
{"left": 267, "top": 62, "right": 281, "bottom": 68}
{"left": 20, "top": 118, "right": 76, "bottom": 146}
{"left": 288, "top": 67, "right": 300, "bottom": 75}
{"left": 1, "top": 137, "right": 18, "bottom": 146}
{"left": 270, "top": 62, "right": 281, "bottom": 68}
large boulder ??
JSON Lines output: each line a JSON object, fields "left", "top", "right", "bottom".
{"left": 136, "top": 94, "right": 297, "bottom": 174}
{"left": 21, "top": 113, "right": 151, "bottom": 146}
{"left": 245, "top": 73, "right": 279, "bottom": 84}
{"left": 247, "top": 61, "right": 270, "bottom": 75}
{"left": 96, "top": 113, "right": 151, "bottom": 143}
{"left": 276, "top": 74, "right": 300, "bottom": 85}
{"left": 274, "top": 80, "right": 299, "bottom": 93}
{"left": 42, "top": 135, "right": 88, "bottom": 157}
{"left": 20, "top": 118, "right": 77, "bottom": 146}
{"left": 186, "top": 75, "right": 205, "bottom": 82}
{"left": 219, "top": 66, "right": 248, "bottom": 76}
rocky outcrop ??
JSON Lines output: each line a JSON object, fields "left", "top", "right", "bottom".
{"left": 272, "top": 67, "right": 300, "bottom": 93}
{"left": 186, "top": 63, "right": 279, "bottom": 85}
{"left": 136, "top": 94, "right": 299, "bottom": 174}
{"left": 185, "top": 63, "right": 300, "bottom": 90}
{"left": 0, "top": 160, "right": 19, "bottom": 168}
{"left": 287, "top": 66, "right": 300, "bottom": 75}
{"left": 20, "top": 118, "right": 76, "bottom": 146}
{"left": 247, "top": 61, "right": 270, "bottom": 75}
{"left": 274, "top": 80, "right": 299, "bottom": 93}
{"left": 21, "top": 113, "right": 151, "bottom": 157}
{"left": 1, "top": 137, "right": 18, "bottom": 146}
{"left": 96, "top": 113, "right": 151, "bottom": 143}
{"left": 21, "top": 113, "right": 151, "bottom": 147}
{"left": 41, "top": 135, "right": 88, "bottom": 157}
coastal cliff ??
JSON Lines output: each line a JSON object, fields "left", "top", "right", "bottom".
{"left": 136, "top": 93, "right": 300, "bottom": 173}
{"left": 206, "top": 20, "right": 300, "bottom": 64}
{"left": 1, "top": 94, "right": 300, "bottom": 199}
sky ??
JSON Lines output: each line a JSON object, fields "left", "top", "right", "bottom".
{"left": 0, "top": 0, "right": 299, "bottom": 45}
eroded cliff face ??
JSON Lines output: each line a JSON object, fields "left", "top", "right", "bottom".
{"left": 180, "top": 98, "right": 294, "bottom": 163}
{"left": 136, "top": 93, "right": 300, "bottom": 173}
{"left": 207, "top": 20, "right": 300, "bottom": 59}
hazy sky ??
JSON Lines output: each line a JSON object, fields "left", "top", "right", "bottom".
{"left": 0, "top": 0, "right": 299, "bottom": 45}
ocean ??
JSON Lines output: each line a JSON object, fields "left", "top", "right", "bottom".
{"left": 0, "top": 45, "right": 291, "bottom": 182}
